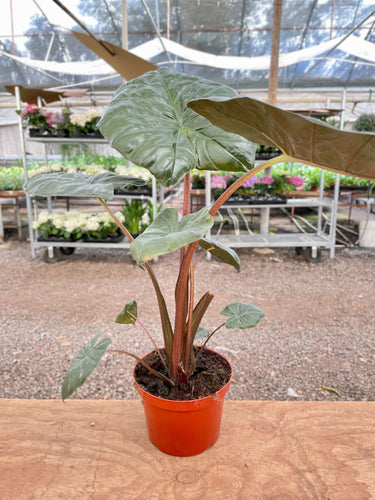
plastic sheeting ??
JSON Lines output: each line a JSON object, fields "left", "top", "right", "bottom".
{"left": 0, "top": 0, "right": 374, "bottom": 89}
{"left": 1, "top": 33, "right": 374, "bottom": 76}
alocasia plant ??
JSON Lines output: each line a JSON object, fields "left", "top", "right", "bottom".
{"left": 25, "top": 68, "right": 375, "bottom": 397}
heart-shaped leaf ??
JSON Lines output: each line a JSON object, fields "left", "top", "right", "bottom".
{"left": 130, "top": 206, "right": 214, "bottom": 265}
{"left": 188, "top": 97, "right": 375, "bottom": 181}
{"left": 61, "top": 332, "right": 111, "bottom": 400}
{"left": 25, "top": 172, "right": 146, "bottom": 200}
{"left": 220, "top": 302, "right": 264, "bottom": 329}
{"left": 195, "top": 326, "right": 210, "bottom": 339}
{"left": 98, "top": 68, "right": 256, "bottom": 187}
{"left": 116, "top": 300, "right": 137, "bottom": 324}
{"left": 199, "top": 237, "right": 240, "bottom": 272}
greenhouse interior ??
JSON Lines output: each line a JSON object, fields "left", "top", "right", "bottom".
{"left": 1, "top": 0, "right": 375, "bottom": 496}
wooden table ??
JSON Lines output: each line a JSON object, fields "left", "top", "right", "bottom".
{"left": 1, "top": 399, "right": 374, "bottom": 499}
{"left": 0, "top": 190, "right": 25, "bottom": 240}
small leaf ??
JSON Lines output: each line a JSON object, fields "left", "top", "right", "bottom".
{"left": 195, "top": 326, "right": 210, "bottom": 339}
{"left": 61, "top": 332, "right": 111, "bottom": 400}
{"left": 220, "top": 302, "right": 264, "bottom": 329}
{"left": 199, "top": 237, "right": 240, "bottom": 272}
{"left": 130, "top": 207, "right": 214, "bottom": 265}
{"left": 25, "top": 172, "right": 146, "bottom": 200}
{"left": 116, "top": 300, "right": 137, "bottom": 324}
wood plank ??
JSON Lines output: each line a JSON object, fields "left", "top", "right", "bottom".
{"left": 0, "top": 400, "right": 374, "bottom": 499}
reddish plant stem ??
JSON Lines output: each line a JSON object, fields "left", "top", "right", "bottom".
{"left": 172, "top": 158, "right": 286, "bottom": 381}
{"left": 183, "top": 260, "right": 195, "bottom": 373}
{"left": 130, "top": 313, "right": 167, "bottom": 371}
{"left": 107, "top": 349, "right": 174, "bottom": 387}
{"left": 95, "top": 195, "right": 134, "bottom": 241}
{"left": 197, "top": 322, "right": 226, "bottom": 361}
{"left": 172, "top": 241, "right": 199, "bottom": 379}
{"left": 180, "top": 173, "right": 191, "bottom": 265}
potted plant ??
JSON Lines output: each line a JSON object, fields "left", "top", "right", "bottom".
{"left": 17, "top": 104, "right": 53, "bottom": 136}
{"left": 67, "top": 109, "right": 103, "bottom": 138}
{"left": 33, "top": 210, "right": 85, "bottom": 242}
{"left": 25, "top": 68, "right": 375, "bottom": 457}
{"left": 121, "top": 199, "right": 153, "bottom": 237}
{"left": 33, "top": 210, "right": 126, "bottom": 243}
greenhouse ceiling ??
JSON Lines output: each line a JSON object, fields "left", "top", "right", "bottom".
{"left": 0, "top": 0, "right": 374, "bottom": 91}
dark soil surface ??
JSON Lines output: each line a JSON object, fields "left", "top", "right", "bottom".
{"left": 134, "top": 348, "right": 232, "bottom": 400}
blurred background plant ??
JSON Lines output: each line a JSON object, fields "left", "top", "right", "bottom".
{"left": 0, "top": 166, "right": 24, "bottom": 191}
{"left": 121, "top": 199, "right": 154, "bottom": 235}
{"left": 32, "top": 210, "right": 125, "bottom": 241}
{"left": 353, "top": 113, "right": 375, "bottom": 132}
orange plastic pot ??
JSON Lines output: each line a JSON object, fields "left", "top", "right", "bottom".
{"left": 134, "top": 351, "right": 232, "bottom": 457}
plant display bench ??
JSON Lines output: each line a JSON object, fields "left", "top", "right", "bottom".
{"left": 1, "top": 399, "right": 374, "bottom": 498}
{"left": 26, "top": 137, "right": 160, "bottom": 261}
{"left": 200, "top": 168, "right": 340, "bottom": 261}
{"left": 212, "top": 197, "right": 335, "bottom": 262}
{"left": 31, "top": 193, "right": 155, "bottom": 262}
{"left": 0, "top": 190, "right": 25, "bottom": 240}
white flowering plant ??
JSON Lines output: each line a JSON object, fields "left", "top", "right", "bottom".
{"left": 82, "top": 212, "right": 125, "bottom": 239}
{"left": 66, "top": 109, "right": 103, "bottom": 135}
{"left": 33, "top": 211, "right": 125, "bottom": 241}
{"left": 28, "top": 163, "right": 108, "bottom": 179}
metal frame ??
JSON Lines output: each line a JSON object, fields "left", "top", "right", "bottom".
{"left": 205, "top": 171, "right": 339, "bottom": 257}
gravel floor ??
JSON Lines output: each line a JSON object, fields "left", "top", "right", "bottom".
{"left": 1, "top": 238, "right": 375, "bottom": 402}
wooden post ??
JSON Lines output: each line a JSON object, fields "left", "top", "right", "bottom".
{"left": 261, "top": 0, "right": 283, "bottom": 235}
{"left": 268, "top": 0, "right": 283, "bottom": 105}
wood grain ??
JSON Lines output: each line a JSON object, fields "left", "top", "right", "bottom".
{"left": 0, "top": 400, "right": 374, "bottom": 499}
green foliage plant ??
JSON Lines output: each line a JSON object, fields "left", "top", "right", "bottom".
{"left": 353, "top": 113, "right": 375, "bottom": 133}
{"left": 25, "top": 68, "right": 375, "bottom": 399}
{"left": 0, "top": 166, "right": 25, "bottom": 191}
{"left": 121, "top": 199, "right": 153, "bottom": 235}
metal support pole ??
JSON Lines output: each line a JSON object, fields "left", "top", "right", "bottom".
{"left": 122, "top": 0, "right": 127, "bottom": 50}
{"left": 15, "top": 86, "right": 36, "bottom": 258}
{"left": 261, "top": 0, "right": 283, "bottom": 236}
{"left": 152, "top": 176, "right": 158, "bottom": 220}
{"left": 329, "top": 88, "right": 347, "bottom": 258}
{"left": 205, "top": 170, "right": 212, "bottom": 260}
{"left": 37, "top": 96, "right": 52, "bottom": 213}
{"left": 317, "top": 169, "right": 325, "bottom": 235}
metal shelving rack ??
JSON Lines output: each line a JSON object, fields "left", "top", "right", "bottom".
{"left": 24, "top": 136, "right": 159, "bottom": 261}
{"left": 204, "top": 169, "right": 340, "bottom": 261}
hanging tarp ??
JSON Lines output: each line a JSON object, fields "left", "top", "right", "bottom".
{"left": 1, "top": 34, "right": 374, "bottom": 77}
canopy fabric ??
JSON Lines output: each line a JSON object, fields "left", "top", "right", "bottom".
{"left": 1, "top": 33, "right": 374, "bottom": 77}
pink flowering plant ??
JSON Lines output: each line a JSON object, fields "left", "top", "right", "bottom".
{"left": 17, "top": 104, "right": 51, "bottom": 130}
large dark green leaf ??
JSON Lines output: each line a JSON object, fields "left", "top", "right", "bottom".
{"left": 25, "top": 172, "right": 146, "bottom": 200}
{"left": 61, "top": 332, "right": 111, "bottom": 400}
{"left": 199, "top": 237, "right": 240, "bottom": 272}
{"left": 220, "top": 302, "right": 264, "bottom": 329}
{"left": 188, "top": 97, "right": 375, "bottom": 181}
{"left": 130, "top": 207, "right": 214, "bottom": 265}
{"left": 98, "top": 68, "right": 256, "bottom": 187}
